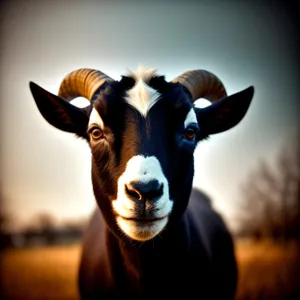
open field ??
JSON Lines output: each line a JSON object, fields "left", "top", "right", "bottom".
{"left": 235, "top": 240, "right": 300, "bottom": 300}
{"left": 0, "top": 245, "right": 81, "bottom": 300}
{"left": 0, "top": 240, "right": 299, "bottom": 300}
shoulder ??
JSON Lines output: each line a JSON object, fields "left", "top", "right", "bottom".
{"left": 187, "top": 188, "right": 234, "bottom": 255}
{"left": 187, "top": 188, "right": 238, "bottom": 296}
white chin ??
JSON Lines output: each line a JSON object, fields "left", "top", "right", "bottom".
{"left": 116, "top": 216, "right": 168, "bottom": 241}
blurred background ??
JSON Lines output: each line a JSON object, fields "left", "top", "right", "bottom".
{"left": 0, "top": 0, "right": 299, "bottom": 299}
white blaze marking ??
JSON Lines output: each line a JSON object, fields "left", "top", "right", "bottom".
{"left": 125, "top": 65, "right": 161, "bottom": 117}
{"left": 126, "top": 79, "right": 161, "bottom": 117}
{"left": 88, "top": 108, "right": 104, "bottom": 129}
{"left": 112, "top": 155, "right": 173, "bottom": 241}
{"left": 184, "top": 108, "right": 198, "bottom": 128}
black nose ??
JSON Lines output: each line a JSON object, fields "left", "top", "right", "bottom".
{"left": 125, "top": 180, "right": 163, "bottom": 201}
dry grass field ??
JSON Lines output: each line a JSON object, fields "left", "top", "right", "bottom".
{"left": 235, "top": 240, "right": 300, "bottom": 300}
{"left": 0, "top": 245, "right": 81, "bottom": 300}
{"left": 0, "top": 240, "right": 299, "bottom": 300}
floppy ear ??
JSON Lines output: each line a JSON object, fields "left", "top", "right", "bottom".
{"left": 29, "top": 82, "right": 90, "bottom": 138}
{"left": 195, "top": 86, "right": 254, "bottom": 138}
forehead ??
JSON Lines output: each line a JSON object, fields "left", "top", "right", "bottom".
{"left": 90, "top": 66, "right": 195, "bottom": 128}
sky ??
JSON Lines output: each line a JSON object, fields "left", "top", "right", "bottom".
{"left": 0, "top": 0, "right": 299, "bottom": 231}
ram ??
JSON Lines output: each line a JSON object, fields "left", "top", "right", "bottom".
{"left": 30, "top": 66, "right": 254, "bottom": 299}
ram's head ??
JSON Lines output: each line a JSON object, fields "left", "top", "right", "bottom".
{"left": 30, "top": 66, "right": 254, "bottom": 241}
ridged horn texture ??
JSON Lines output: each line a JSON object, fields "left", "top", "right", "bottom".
{"left": 171, "top": 70, "right": 227, "bottom": 103}
{"left": 58, "top": 68, "right": 114, "bottom": 101}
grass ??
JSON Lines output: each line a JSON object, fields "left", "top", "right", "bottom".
{"left": 0, "top": 240, "right": 299, "bottom": 299}
{"left": 0, "top": 245, "right": 81, "bottom": 300}
{"left": 235, "top": 239, "right": 300, "bottom": 300}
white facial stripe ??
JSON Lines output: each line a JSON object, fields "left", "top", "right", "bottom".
{"left": 126, "top": 79, "right": 161, "bottom": 117}
{"left": 184, "top": 108, "right": 198, "bottom": 128}
{"left": 88, "top": 108, "right": 104, "bottom": 129}
{"left": 112, "top": 155, "right": 173, "bottom": 241}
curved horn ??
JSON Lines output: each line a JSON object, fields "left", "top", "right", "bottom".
{"left": 171, "top": 70, "right": 227, "bottom": 103}
{"left": 58, "top": 68, "right": 114, "bottom": 101}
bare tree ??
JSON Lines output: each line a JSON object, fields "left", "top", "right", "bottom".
{"left": 237, "top": 136, "right": 300, "bottom": 242}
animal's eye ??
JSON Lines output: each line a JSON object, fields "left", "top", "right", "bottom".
{"left": 184, "top": 128, "right": 196, "bottom": 140}
{"left": 90, "top": 127, "right": 103, "bottom": 140}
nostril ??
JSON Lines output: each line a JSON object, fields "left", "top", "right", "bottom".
{"left": 125, "top": 180, "right": 163, "bottom": 201}
{"left": 148, "top": 183, "right": 163, "bottom": 199}
{"left": 125, "top": 185, "right": 142, "bottom": 200}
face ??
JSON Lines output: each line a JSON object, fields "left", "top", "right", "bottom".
{"left": 87, "top": 73, "right": 200, "bottom": 241}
